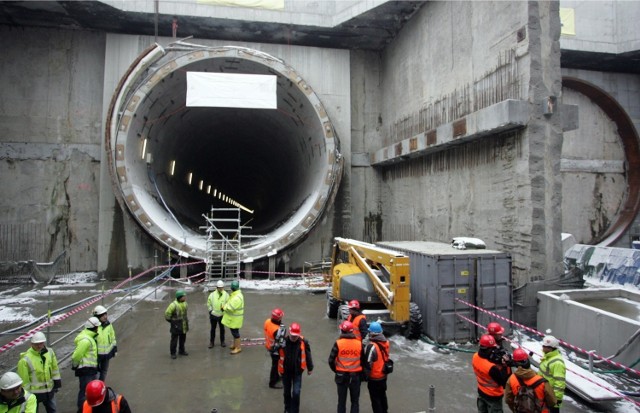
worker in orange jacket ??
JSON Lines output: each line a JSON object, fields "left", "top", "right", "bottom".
{"left": 505, "top": 348, "right": 557, "bottom": 413}
{"left": 264, "top": 308, "right": 286, "bottom": 389}
{"left": 346, "top": 300, "right": 367, "bottom": 341}
{"left": 278, "top": 322, "right": 313, "bottom": 413}
{"left": 328, "top": 320, "right": 367, "bottom": 413}
{"left": 472, "top": 334, "right": 510, "bottom": 413}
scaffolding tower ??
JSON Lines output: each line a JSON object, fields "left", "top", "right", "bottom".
{"left": 202, "top": 208, "right": 242, "bottom": 284}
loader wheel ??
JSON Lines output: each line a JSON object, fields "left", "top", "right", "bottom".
{"left": 404, "top": 302, "right": 423, "bottom": 340}
{"left": 326, "top": 291, "right": 340, "bottom": 319}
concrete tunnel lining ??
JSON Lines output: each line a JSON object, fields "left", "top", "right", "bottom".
{"left": 106, "top": 44, "right": 343, "bottom": 262}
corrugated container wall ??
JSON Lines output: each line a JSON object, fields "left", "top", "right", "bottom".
{"left": 378, "top": 241, "right": 512, "bottom": 343}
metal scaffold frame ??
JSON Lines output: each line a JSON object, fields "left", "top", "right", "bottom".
{"left": 202, "top": 208, "right": 242, "bottom": 283}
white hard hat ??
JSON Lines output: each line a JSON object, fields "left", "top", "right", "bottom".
{"left": 93, "top": 305, "right": 107, "bottom": 316}
{"left": 0, "top": 372, "right": 23, "bottom": 390}
{"left": 542, "top": 335, "right": 559, "bottom": 348}
{"left": 216, "top": 280, "right": 225, "bottom": 288}
{"left": 31, "top": 332, "right": 46, "bottom": 344}
{"left": 85, "top": 317, "right": 101, "bottom": 329}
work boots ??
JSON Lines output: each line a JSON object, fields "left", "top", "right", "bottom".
{"left": 230, "top": 338, "right": 242, "bottom": 354}
{"left": 208, "top": 341, "right": 214, "bottom": 349}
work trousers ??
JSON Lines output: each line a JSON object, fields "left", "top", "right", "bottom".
{"left": 77, "top": 372, "right": 99, "bottom": 413}
{"left": 367, "top": 378, "right": 388, "bottom": 413}
{"left": 35, "top": 390, "right": 57, "bottom": 413}
{"left": 98, "top": 355, "right": 110, "bottom": 382}
{"left": 209, "top": 314, "right": 225, "bottom": 344}
{"left": 269, "top": 353, "right": 281, "bottom": 387}
{"left": 170, "top": 332, "right": 187, "bottom": 355}
{"left": 230, "top": 328, "right": 240, "bottom": 339}
{"left": 282, "top": 373, "right": 303, "bottom": 413}
{"left": 336, "top": 373, "right": 361, "bottom": 413}
{"left": 476, "top": 395, "right": 503, "bottom": 413}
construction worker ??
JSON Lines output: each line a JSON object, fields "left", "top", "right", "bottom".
{"left": 278, "top": 322, "right": 313, "bottom": 413}
{"left": 16, "top": 332, "right": 61, "bottom": 413}
{"left": 538, "top": 335, "right": 566, "bottom": 413}
{"left": 222, "top": 279, "right": 244, "bottom": 354}
{"left": 346, "top": 300, "right": 367, "bottom": 341}
{"left": 72, "top": 317, "right": 101, "bottom": 413}
{"left": 93, "top": 305, "right": 117, "bottom": 382}
{"left": 165, "top": 289, "right": 189, "bottom": 359}
{"left": 82, "top": 380, "right": 132, "bottom": 413}
{"left": 207, "top": 280, "right": 229, "bottom": 348}
{"left": 472, "top": 334, "right": 510, "bottom": 413}
{"left": 0, "top": 372, "right": 37, "bottom": 413}
{"left": 505, "top": 348, "right": 556, "bottom": 413}
{"left": 487, "top": 322, "right": 513, "bottom": 367}
{"left": 364, "top": 322, "right": 389, "bottom": 413}
{"left": 328, "top": 320, "right": 367, "bottom": 413}
{"left": 264, "top": 308, "right": 286, "bottom": 388}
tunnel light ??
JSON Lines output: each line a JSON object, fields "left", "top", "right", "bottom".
{"left": 141, "top": 138, "right": 147, "bottom": 160}
{"left": 199, "top": 180, "right": 203, "bottom": 190}
{"left": 169, "top": 160, "right": 176, "bottom": 176}
{"left": 213, "top": 189, "right": 217, "bottom": 197}
{"left": 206, "top": 185, "right": 211, "bottom": 194}
{"left": 187, "top": 172, "right": 193, "bottom": 185}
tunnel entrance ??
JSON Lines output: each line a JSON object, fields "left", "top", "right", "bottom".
{"left": 106, "top": 43, "right": 342, "bottom": 261}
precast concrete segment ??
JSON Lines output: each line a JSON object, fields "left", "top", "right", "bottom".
{"left": 106, "top": 43, "right": 343, "bottom": 261}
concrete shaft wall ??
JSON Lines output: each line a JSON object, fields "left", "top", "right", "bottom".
{"left": 0, "top": 27, "right": 105, "bottom": 271}
{"left": 353, "top": 1, "right": 564, "bottom": 284}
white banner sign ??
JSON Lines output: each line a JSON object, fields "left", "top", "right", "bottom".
{"left": 186, "top": 72, "right": 277, "bottom": 109}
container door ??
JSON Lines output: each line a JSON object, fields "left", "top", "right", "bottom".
{"left": 474, "top": 256, "right": 513, "bottom": 339}
{"left": 435, "top": 256, "right": 476, "bottom": 343}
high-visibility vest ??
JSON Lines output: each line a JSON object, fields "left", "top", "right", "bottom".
{"left": 335, "top": 338, "right": 363, "bottom": 373}
{"left": 165, "top": 300, "right": 189, "bottom": 333}
{"left": 508, "top": 374, "right": 549, "bottom": 413}
{"left": 368, "top": 341, "right": 390, "bottom": 380}
{"left": 0, "top": 390, "right": 36, "bottom": 413}
{"left": 207, "top": 289, "right": 229, "bottom": 317}
{"left": 472, "top": 353, "right": 504, "bottom": 397}
{"left": 348, "top": 314, "right": 366, "bottom": 340}
{"left": 97, "top": 323, "right": 117, "bottom": 356}
{"left": 72, "top": 330, "right": 98, "bottom": 369}
{"left": 277, "top": 337, "right": 307, "bottom": 375}
{"left": 221, "top": 290, "right": 244, "bottom": 329}
{"left": 539, "top": 350, "right": 566, "bottom": 403}
{"left": 17, "top": 347, "right": 60, "bottom": 394}
{"left": 82, "top": 394, "right": 123, "bottom": 413}
{"left": 263, "top": 319, "right": 280, "bottom": 350}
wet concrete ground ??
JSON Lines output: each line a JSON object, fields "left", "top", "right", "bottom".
{"left": 0, "top": 280, "right": 637, "bottom": 413}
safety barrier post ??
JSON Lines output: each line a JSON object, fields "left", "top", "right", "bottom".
{"left": 428, "top": 384, "right": 436, "bottom": 411}
{"left": 589, "top": 350, "right": 595, "bottom": 373}
{"left": 154, "top": 250, "right": 158, "bottom": 299}
{"left": 46, "top": 289, "right": 52, "bottom": 342}
{"left": 128, "top": 265, "right": 133, "bottom": 313}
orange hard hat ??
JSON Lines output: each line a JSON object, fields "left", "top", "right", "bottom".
{"left": 271, "top": 308, "right": 284, "bottom": 321}
{"left": 347, "top": 300, "right": 360, "bottom": 309}
{"left": 487, "top": 322, "right": 504, "bottom": 335}
{"left": 339, "top": 320, "right": 354, "bottom": 333}
{"left": 289, "top": 322, "right": 301, "bottom": 336}
{"left": 479, "top": 334, "right": 497, "bottom": 348}
{"left": 512, "top": 348, "right": 529, "bottom": 362}
{"left": 85, "top": 380, "right": 107, "bottom": 407}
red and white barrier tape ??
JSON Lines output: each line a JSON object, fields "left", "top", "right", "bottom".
{"left": 454, "top": 297, "right": 640, "bottom": 377}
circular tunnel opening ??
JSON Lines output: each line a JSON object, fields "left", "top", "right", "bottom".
{"left": 106, "top": 44, "right": 342, "bottom": 261}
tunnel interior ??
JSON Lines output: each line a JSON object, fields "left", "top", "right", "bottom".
{"left": 110, "top": 46, "right": 341, "bottom": 259}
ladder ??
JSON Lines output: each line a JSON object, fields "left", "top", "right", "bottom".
{"left": 202, "top": 208, "right": 242, "bottom": 284}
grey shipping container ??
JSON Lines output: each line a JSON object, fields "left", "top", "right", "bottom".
{"left": 377, "top": 241, "right": 512, "bottom": 343}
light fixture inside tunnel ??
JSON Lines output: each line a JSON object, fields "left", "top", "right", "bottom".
{"left": 106, "top": 43, "right": 343, "bottom": 262}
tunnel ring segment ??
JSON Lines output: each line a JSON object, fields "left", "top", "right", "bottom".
{"left": 106, "top": 43, "right": 343, "bottom": 261}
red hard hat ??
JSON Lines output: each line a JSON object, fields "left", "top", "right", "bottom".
{"left": 487, "top": 322, "right": 504, "bottom": 335}
{"left": 85, "top": 380, "right": 107, "bottom": 407}
{"left": 289, "top": 322, "right": 301, "bottom": 336}
{"left": 479, "top": 334, "right": 497, "bottom": 348}
{"left": 271, "top": 308, "right": 284, "bottom": 321}
{"left": 339, "top": 320, "right": 354, "bottom": 333}
{"left": 347, "top": 300, "right": 360, "bottom": 309}
{"left": 513, "top": 348, "right": 529, "bottom": 362}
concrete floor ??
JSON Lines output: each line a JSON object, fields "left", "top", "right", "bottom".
{"left": 0, "top": 282, "right": 636, "bottom": 412}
